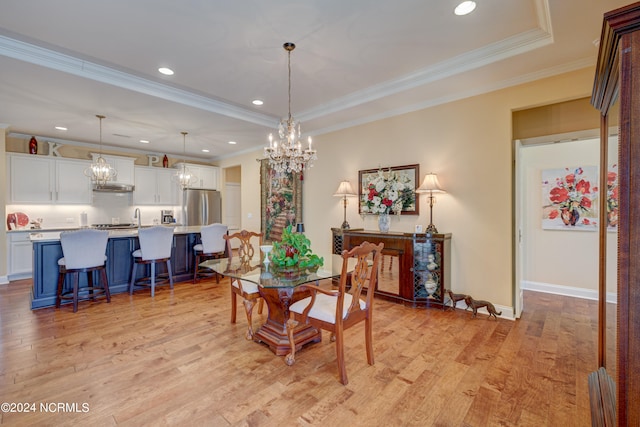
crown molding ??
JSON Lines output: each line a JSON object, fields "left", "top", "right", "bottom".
{"left": 0, "top": 35, "right": 276, "bottom": 128}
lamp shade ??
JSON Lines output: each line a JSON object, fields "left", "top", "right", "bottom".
{"left": 333, "top": 180, "right": 357, "bottom": 197}
{"left": 416, "top": 173, "right": 445, "bottom": 193}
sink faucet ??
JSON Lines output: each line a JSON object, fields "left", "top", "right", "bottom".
{"left": 134, "top": 208, "right": 141, "bottom": 228}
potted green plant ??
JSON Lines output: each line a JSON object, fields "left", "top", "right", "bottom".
{"left": 269, "top": 225, "right": 323, "bottom": 277}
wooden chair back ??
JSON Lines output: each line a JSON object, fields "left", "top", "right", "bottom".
{"left": 223, "top": 229, "right": 262, "bottom": 261}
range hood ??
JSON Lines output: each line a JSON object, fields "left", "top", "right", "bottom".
{"left": 92, "top": 183, "right": 135, "bottom": 193}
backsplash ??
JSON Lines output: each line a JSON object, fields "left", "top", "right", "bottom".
{"left": 7, "top": 192, "right": 179, "bottom": 230}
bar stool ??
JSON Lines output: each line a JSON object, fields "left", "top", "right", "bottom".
{"left": 193, "top": 223, "right": 228, "bottom": 283}
{"left": 56, "top": 229, "right": 111, "bottom": 313}
{"left": 129, "top": 226, "right": 175, "bottom": 297}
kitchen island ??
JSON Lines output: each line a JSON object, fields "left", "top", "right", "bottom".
{"left": 30, "top": 226, "right": 204, "bottom": 309}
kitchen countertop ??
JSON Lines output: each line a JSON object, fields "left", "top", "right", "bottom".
{"left": 29, "top": 226, "right": 203, "bottom": 242}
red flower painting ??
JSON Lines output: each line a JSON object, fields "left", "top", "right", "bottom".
{"left": 542, "top": 166, "right": 597, "bottom": 228}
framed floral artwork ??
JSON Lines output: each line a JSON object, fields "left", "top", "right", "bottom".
{"left": 260, "top": 159, "right": 303, "bottom": 243}
{"left": 606, "top": 163, "right": 618, "bottom": 231}
{"left": 541, "top": 166, "right": 599, "bottom": 230}
{"left": 359, "top": 164, "right": 419, "bottom": 215}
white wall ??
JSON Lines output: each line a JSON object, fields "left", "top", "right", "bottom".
{"left": 521, "top": 136, "right": 618, "bottom": 297}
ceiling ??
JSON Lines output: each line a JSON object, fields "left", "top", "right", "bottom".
{"left": 0, "top": 0, "right": 630, "bottom": 161}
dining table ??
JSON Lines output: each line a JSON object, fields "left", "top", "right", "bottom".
{"left": 200, "top": 254, "right": 354, "bottom": 359}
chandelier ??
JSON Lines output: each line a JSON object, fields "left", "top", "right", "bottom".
{"left": 172, "top": 131, "right": 198, "bottom": 189}
{"left": 264, "top": 42, "right": 317, "bottom": 174}
{"left": 84, "top": 114, "right": 117, "bottom": 186}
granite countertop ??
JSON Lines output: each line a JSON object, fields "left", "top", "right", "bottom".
{"left": 29, "top": 226, "right": 203, "bottom": 242}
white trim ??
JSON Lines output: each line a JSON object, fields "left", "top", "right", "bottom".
{"left": 0, "top": 35, "right": 276, "bottom": 128}
{"left": 522, "top": 280, "right": 617, "bottom": 304}
{"left": 0, "top": 275, "right": 9, "bottom": 285}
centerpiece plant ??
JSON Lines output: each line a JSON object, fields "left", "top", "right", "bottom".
{"left": 270, "top": 225, "right": 323, "bottom": 271}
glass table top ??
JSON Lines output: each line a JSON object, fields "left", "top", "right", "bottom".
{"left": 200, "top": 254, "right": 353, "bottom": 288}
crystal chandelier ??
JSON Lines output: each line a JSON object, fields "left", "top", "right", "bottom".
{"left": 172, "top": 131, "right": 198, "bottom": 189}
{"left": 84, "top": 114, "right": 117, "bottom": 186}
{"left": 264, "top": 42, "right": 317, "bottom": 174}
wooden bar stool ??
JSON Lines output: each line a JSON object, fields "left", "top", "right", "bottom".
{"left": 56, "top": 229, "right": 111, "bottom": 313}
{"left": 193, "top": 223, "right": 228, "bottom": 283}
{"left": 129, "top": 226, "right": 175, "bottom": 297}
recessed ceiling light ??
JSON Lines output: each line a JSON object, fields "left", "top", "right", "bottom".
{"left": 454, "top": 1, "right": 476, "bottom": 16}
{"left": 54, "top": 126, "right": 67, "bottom": 131}
{"left": 139, "top": 139, "right": 150, "bottom": 144}
{"left": 158, "top": 67, "right": 174, "bottom": 76}
{"left": 228, "top": 141, "right": 237, "bottom": 145}
{"left": 202, "top": 149, "right": 210, "bottom": 153}
{"left": 252, "top": 99, "right": 264, "bottom": 106}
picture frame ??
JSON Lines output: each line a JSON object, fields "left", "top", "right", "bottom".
{"left": 260, "top": 159, "right": 303, "bottom": 243}
{"left": 358, "top": 164, "right": 419, "bottom": 215}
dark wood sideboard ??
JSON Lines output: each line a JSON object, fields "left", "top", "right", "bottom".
{"left": 331, "top": 228, "right": 451, "bottom": 308}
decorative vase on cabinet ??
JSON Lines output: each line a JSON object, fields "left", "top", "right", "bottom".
{"left": 378, "top": 213, "right": 390, "bottom": 232}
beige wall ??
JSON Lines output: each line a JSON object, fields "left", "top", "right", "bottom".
{"left": 219, "top": 66, "right": 596, "bottom": 310}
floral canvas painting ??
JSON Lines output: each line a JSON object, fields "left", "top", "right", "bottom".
{"left": 541, "top": 166, "right": 599, "bottom": 230}
{"left": 606, "top": 163, "right": 618, "bottom": 231}
{"left": 358, "top": 164, "right": 419, "bottom": 215}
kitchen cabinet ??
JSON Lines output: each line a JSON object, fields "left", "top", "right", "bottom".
{"left": 92, "top": 154, "right": 135, "bottom": 185}
{"left": 7, "top": 154, "right": 92, "bottom": 204}
{"left": 7, "top": 231, "right": 33, "bottom": 280}
{"left": 174, "top": 162, "right": 219, "bottom": 190}
{"left": 133, "top": 166, "right": 178, "bottom": 205}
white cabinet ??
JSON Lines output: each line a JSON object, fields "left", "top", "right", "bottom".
{"left": 56, "top": 159, "right": 93, "bottom": 203}
{"left": 174, "top": 163, "right": 219, "bottom": 190}
{"left": 91, "top": 154, "right": 135, "bottom": 185}
{"left": 7, "top": 154, "right": 92, "bottom": 204}
{"left": 7, "top": 231, "right": 33, "bottom": 280}
{"left": 134, "top": 166, "right": 178, "bottom": 205}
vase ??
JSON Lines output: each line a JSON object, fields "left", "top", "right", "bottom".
{"left": 560, "top": 207, "right": 579, "bottom": 226}
{"left": 378, "top": 213, "right": 391, "bottom": 232}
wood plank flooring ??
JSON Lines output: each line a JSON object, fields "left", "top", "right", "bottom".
{"left": 0, "top": 278, "right": 597, "bottom": 426}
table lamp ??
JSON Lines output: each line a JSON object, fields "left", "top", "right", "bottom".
{"left": 416, "top": 173, "right": 446, "bottom": 233}
{"left": 333, "top": 180, "right": 357, "bottom": 229}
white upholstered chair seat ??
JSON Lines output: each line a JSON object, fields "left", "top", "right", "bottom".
{"left": 290, "top": 293, "right": 365, "bottom": 324}
{"left": 58, "top": 255, "right": 107, "bottom": 267}
{"left": 56, "top": 229, "right": 111, "bottom": 313}
{"left": 231, "top": 279, "right": 259, "bottom": 295}
{"left": 129, "top": 226, "right": 175, "bottom": 297}
{"left": 193, "top": 223, "right": 228, "bottom": 283}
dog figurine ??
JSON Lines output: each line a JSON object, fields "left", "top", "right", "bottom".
{"left": 446, "top": 289, "right": 467, "bottom": 310}
{"left": 464, "top": 295, "right": 502, "bottom": 320}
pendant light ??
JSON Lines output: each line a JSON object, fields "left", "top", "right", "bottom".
{"left": 84, "top": 114, "right": 117, "bottom": 186}
{"left": 172, "top": 131, "right": 198, "bottom": 189}
{"left": 263, "top": 42, "right": 317, "bottom": 174}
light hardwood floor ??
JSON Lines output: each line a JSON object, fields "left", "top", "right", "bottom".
{"left": 0, "top": 277, "right": 596, "bottom": 426}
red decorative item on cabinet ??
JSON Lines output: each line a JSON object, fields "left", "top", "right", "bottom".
{"left": 163, "top": 154, "right": 169, "bottom": 168}
{"left": 28, "top": 136, "right": 38, "bottom": 154}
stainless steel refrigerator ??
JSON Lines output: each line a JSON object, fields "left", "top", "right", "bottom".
{"left": 182, "top": 189, "right": 222, "bottom": 226}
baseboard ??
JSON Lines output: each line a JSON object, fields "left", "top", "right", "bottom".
{"left": 521, "top": 280, "right": 617, "bottom": 304}
{"left": 0, "top": 275, "right": 9, "bottom": 285}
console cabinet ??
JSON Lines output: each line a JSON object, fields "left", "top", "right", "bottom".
{"left": 332, "top": 228, "right": 451, "bottom": 308}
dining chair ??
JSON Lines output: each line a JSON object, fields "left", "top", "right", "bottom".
{"left": 223, "top": 230, "right": 265, "bottom": 340}
{"left": 129, "top": 226, "right": 175, "bottom": 297}
{"left": 56, "top": 229, "right": 111, "bottom": 313}
{"left": 193, "top": 223, "right": 228, "bottom": 283}
{"left": 286, "top": 240, "right": 384, "bottom": 385}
